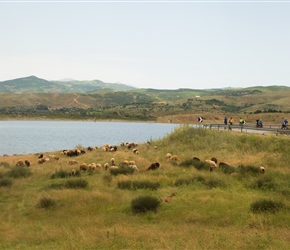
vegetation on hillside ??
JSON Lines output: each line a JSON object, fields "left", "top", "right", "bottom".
{"left": 0, "top": 126, "right": 289, "bottom": 249}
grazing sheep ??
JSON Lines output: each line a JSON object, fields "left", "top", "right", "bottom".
{"left": 211, "top": 157, "right": 218, "bottom": 164}
{"left": 24, "top": 160, "right": 30, "bottom": 167}
{"left": 166, "top": 153, "right": 172, "bottom": 159}
{"left": 129, "top": 164, "right": 139, "bottom": 172}
{"left": 160, "top": 193, "right": 175, "bottom": 202}
{"left": 219, "top": 162, "right": 231, "bottom": 168}
{"left": 128, "top": 160, "right": 135, "bottom": 165}
{"left": 71, "top": 169, "right": 76, "bottom": 176}
{"left": 96, "top": 163, "right": 102, "bottom": 169}
{"left": 37, "top": 158, "right": 45, "bottom": 164}
{"left": 154, "top": 146, "right": 158, "bottom": 150}
{"left": 170, "top": 155, "right": 178, "bottom": 161}
{"left": 193, "top": 157, "right": 200, "bottom": 162}
{"left": 87, "top": 146, "right": 94, "bottom": 151}
{"left": 16, "top": 160, "right": 24, "bottom": 166}
{"left": 147, "top": 162, "right": 160, "bottom": 171}
{"left": 69, "top": 160, "right": 78, "bottom": 165}
{"left": 120, "top": 142, "right": 125, "bottom": 147}
{"left": 38, "top": 154, "right": 43, "bottom": 159}
{"left": 206, "top": 160, "right": 218, "bottom": 172}
{"left": 79, "top": 163, "right": 88, "bottom": 171}
{"left": 104, "top": 163, "right": 110, "bottom": 170}
{"left": 49, "top": 155, "right": 59, "bottom": 160}
{"left": 111, "top": 158, "right": 115, "bottom": 165}
{"left": 109, "top": 165, "right": 119, "bottom": 170}
{"left": 260, "top": 166, "right": 265, "bottom": 174}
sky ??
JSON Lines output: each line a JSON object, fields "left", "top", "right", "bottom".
{"left": 0, "top": 1, "right": 290, "bottom": 90}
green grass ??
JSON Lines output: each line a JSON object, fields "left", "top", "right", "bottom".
{"left": 0, "top": 126, "right": 290, "bottom": 249}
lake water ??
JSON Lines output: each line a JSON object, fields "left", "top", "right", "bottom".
{"left": 0, "top": 120, "right": 180, "bottom": 156}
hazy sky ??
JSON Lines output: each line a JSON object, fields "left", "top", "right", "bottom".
{"left": 1, "top": 1, "right": 290, "bottom": 89}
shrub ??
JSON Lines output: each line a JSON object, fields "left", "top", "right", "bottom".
{"left": 0, "top": 162, "right": 10, "bottom": 168}
{"left": 51, "top": 169, "right": 69, "bottom": 179}
{"left": 218, "top": 164, "right": 236, "bottom": 175}
{"left": 131, "top": 195, "right": 160, "bottom": 213}
{"left": 132, "top": 181, "right": 160, "bottom": 190}
{"left": 0, "top": 177, "right": 13, "bottom": 187}
{"left": 192, "top": 161, "right": 210, "bottom": 171}
{"left": 64, "top": 179, "right": 88, "bottom": 189}
{"left": 38, "top": 197, "right": 57, "bottom": 209}
{"left": 6, "top": 166, "right": 31, "bottom": 178}
{"left": 250, "top": 199, "right": 284, "bottom": 213}
{"left": 205, "top": 178, "right": 225, "bottom": 189}
{"left": 175, "top": 175, "right": 205, "bottom": 186}
{"left": 252, "top": 175, "right": 277, "bottom": 191}
{"left": 118, "top": 180, "right": 132, "bottom": 189}
{"left": 110, "top": 166, "right": 134, "bottom": 176}
{"left": 237, "top": 164, "right": 260, "bottom": 175}
{"left": 179, "top": 159, "right": 196, "bottom": 168}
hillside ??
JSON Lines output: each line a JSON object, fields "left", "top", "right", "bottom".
{"left": 0, "top": 76, "right": 136, "bottom": 93}
{"left": 0, "top": 126, "right": 289, "bottom": 249}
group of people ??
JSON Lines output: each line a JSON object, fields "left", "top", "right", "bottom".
{"left": 223, "top": 117, "right": 288, "bottom": 129}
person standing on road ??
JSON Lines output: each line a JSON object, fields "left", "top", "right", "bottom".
{"left": 229, "top": 117, "right": 233, "bottom": 125}
{"left": 224, "top": 117, "right": 228, "bottom": 125}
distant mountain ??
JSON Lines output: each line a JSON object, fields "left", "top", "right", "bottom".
{"left": 0, "top": 76, "right": 136, "bottom": 93}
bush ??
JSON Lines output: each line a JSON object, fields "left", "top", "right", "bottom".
{"left": 218, "top": 163, "right": 236, "bottom": 175}
{"left": 179, "top": 159, "right": 196, "bottom": 168}
{"left": 250, "top": 199, "right": 284, "bottom": 213}
{"left": 64, "top": 179, "right": 88, "bottom": 189}
{"left": 38, "top": 197, "right": 57, "bottom": 209}
{"left": 51, "top": 169, "right": 69, "bottom": 179}
{"left": 6, "top": 166, "right": 31, "bottom": 178}
{"left": 205, "top": 178, "right": 225, "bottom": 188}
{"left": 0, "top": 177, "right": 13, "bottom": 187}
{"left": 192, "top": 161, "right": 210, "bottom": 171}
{"left": 252, "top": 175, "right": 277, "bottom": 191}
{"left": 132, "top": 181, "right": 160, "bottom": 190}
{"left": 237, "top": 164, "right": 260, "bottom": 175}
{"left": 131, "top": 195, "right": 161, "bottom": 213}
{"left": 175, "top": 175, "right": 205, "bottom": 186}
{"left": 110, "top": 166, "right": 134, "bottom": 176}
{"left": 118, "top": 180, "right": 132, "bottom": 189}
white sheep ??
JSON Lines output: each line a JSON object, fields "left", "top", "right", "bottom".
{"left": 166, "top": 153, "right": 172, "bottom": 159}
{"left": 129, "top": 164, "right": 139, "bottom": 172}
{"left": 206, "top": 159, "right": 218, "bottom": 172}
{"left": 260, "top": 166, "right": 265, "bottom": 174}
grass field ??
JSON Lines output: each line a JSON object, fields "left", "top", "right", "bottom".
{"left": 0, "top": 126, "right": 290, "bottom": 249}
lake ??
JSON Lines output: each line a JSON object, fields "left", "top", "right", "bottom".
{"left": 0, "top": 120, "right": 180, "bottom": 156}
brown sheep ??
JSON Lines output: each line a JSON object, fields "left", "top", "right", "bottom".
{"left": 166, "top": 153, "right": 172, "bottom": 159}
{"left": 211, "top": 157, "right": 218, "bottom": 164}
{"left": 37, "top": 158, "right": 45, "bottom": 164}
{"left": 160, "top": 193, "right": 175, "bottom": 202}
{"left": 147, "top": 162, "right": 160, "bottom": 171}
{"left": 260, "top": 166, "right": 265, "bottom": 174}
{"left": 71, "top": 169, "right": 76, "bottom": 176}
{"left": 16, "top": 160, "right": 24, "bottom": 166}
{"left": 24, "top": 160, "right": 30, "bottom": 167}
{"left": 170, "top": 155, "right": 178, "bottom": 161}
{"left": 79, "top": 163, "right": 88, "bottom": 171}
{"left": 69, "top": 160, "right": 78, "bottom": 165}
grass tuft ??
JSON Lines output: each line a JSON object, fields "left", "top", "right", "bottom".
{"left": 250, "top": 199, "right": 284, "bottom": 213}
{"left": 131, "top": 195, "right": 161, "bottom": 213}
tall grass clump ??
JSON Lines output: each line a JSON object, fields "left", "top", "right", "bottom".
{"left": 64, "top": 179, "right": 88, "bottom": 189}
{"left": 131, "top": 195, "right": 160, "bottom": 213}
{"left": 237, "top": 164, "right": 260, "bottom": 176}
{"left": 250, "top": 199, "right": 285, "bottom": 213}
{"left": 37, "top": 197, "right": 57, "bottom": 209}
{"left": 175, "top": 175, "right": 205, "bottom": 186}
{"left": 110, "top": 166, "right": 134, "bottom": 176}
{"left": 0, "top": 161, "right": 10, "bottom": 168}
{"left": 0, "top": 177, "right": 13, "bottom": 187}
{"left": 251, "top": 175, "right": 278, "bottom": 191}
{"left": 51, "top": 169, "right": 69, "bottom": 179}
{"left": 6, "top": 166, "right": 31, "bottom": 178}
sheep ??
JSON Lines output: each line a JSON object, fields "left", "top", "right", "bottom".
{"left": 211, "top": 157, "right": 218, "bottom": 164}
{"left": 154, "top": 146, "right": 158, "bottom": 150}
{"left": 38, "top": 154, "right": 44, "bottom": 159}
{"left": 166, "top": 153, "right": 172, "bottom": 159}
{"left": 96, "top": 163, "right": 102, "bottom": 169}
{"left": 24, "top": 160, "right": 30, "bottom": 167}
{"left": 71, "top": 169, "right": 76, "bottom": 176}
{"left": 160, "top": 193, "right": 175, "bottom": 202}
{"left": 129, "top": 164, "right": 139, "bottom": 172}
{"left": 260, "top": 166, "right": 265, "bottom": 174}
{"left": 128, "top": 160, "right": 135, "bottom": 165}
{"left": 37, "top": 158, "right": 45, "bottom": 164}
{"left": 111, "top": 158, "right": 115, "bottom": 165}
{"left": 193, "top": 157, "right": 200, "bottom": 162}
{"left": 132, "top": 148, "right": 139, "bottom": 155}
{"left": 104, "top": 163, "right": 110, "bottom": 170}
{"left": 69, "top": 160, "right": 78, "bottom": 165}
{"left": 206, "top": 160, "right": 218, "bottom": 172}
{"left": 147, "top": 162, "right": 160, "bottom": 171}
{"left": 49, "top": 155, "right": 59, "bottom": 160}
{"left": 79, "top": 163, "right": 88, "bottom": 171}
{"left": 16, "top": 160, "right": 24, "bottom": 166}
{"left": 170, "top": 155, "right": 178, "bottom": 161}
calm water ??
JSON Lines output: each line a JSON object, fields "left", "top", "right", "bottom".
{"left": 0, "top": 121, "right": 180, "bottom": 156}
